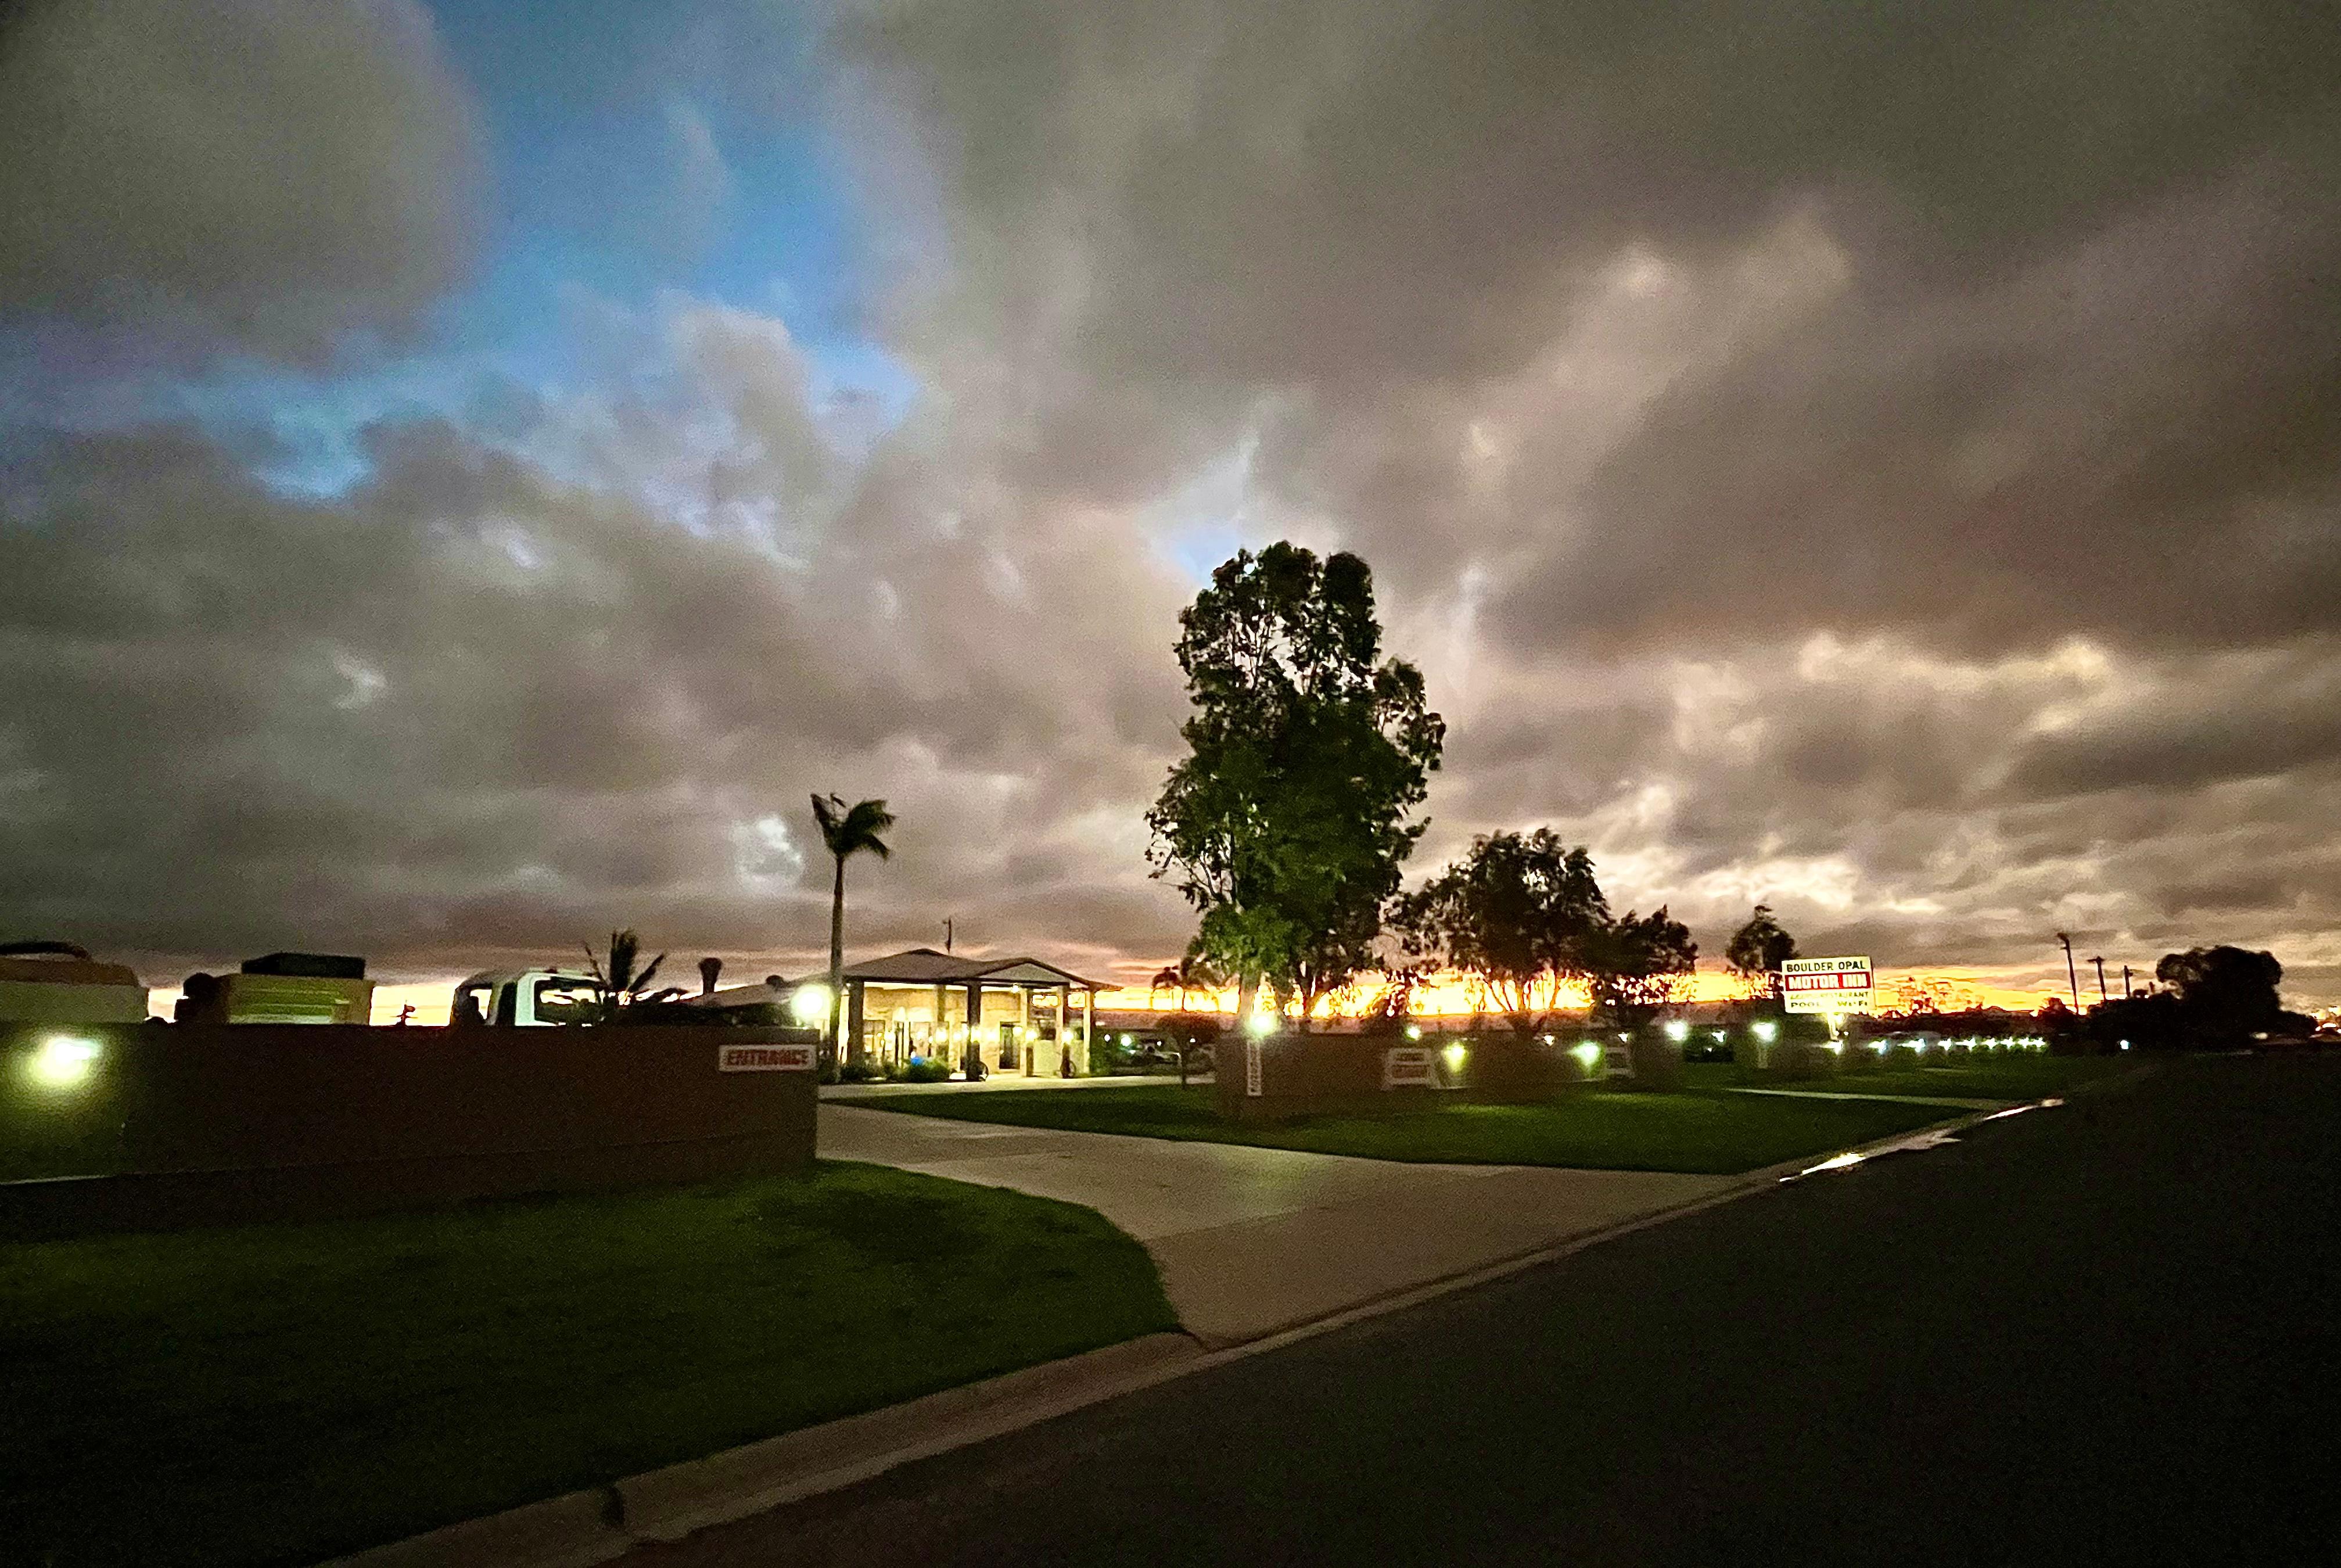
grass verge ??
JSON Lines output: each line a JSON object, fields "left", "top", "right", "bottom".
{"left": 0, "top": 1162, "right": 1173, "bottom": 1568}
{"left": 852, "top": 1084, "right": 1961, "bottom": 1174}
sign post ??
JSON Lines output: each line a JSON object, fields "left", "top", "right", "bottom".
{"left": 1781, "top": 956, "right": 1873, "bottom": 1019}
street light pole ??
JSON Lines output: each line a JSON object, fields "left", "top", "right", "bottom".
{"left": 2056, "top": 932, "right": 2080, "bottom": 1009}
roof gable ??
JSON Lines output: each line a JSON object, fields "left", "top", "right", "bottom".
{"left": 841, "top": 948, "right": 1108, "bottom": 991}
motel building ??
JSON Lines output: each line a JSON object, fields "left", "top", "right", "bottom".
{"left": 842, "top": 948, "right": 1110, "bottom": 1076}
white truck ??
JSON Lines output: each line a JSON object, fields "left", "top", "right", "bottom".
{"left": 451, "top": 969, "right": 605, "bottom": 1027}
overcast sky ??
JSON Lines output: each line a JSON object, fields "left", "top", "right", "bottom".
{"left": 3, "top": 1, "right": 2336, "bottom": 1007}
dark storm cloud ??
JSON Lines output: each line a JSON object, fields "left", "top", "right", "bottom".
{"left": 837, "top": 0, "right": 2341, "bottom": 1000}
{"left": 0, "top": 0, "right": 484, "bottom": 363}
{"left": 8, "top": 0, "right": 2341, "bottom": 1005}
{"left": 0, "top": 302, "right": 1196, "bottom": 983}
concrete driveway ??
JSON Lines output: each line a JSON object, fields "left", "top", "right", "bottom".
{"left": 820, "top": 1104, "right": 1730, "bottom": 1346}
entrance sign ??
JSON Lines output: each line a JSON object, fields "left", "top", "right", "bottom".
{"left": 1782, "top": 956, "right": 1873, "bottom": 1015}
{"left": 1382, "top": 1046, "right": 1435, "bottom": 1089}
{"left": 718, "top": 1042, "right": 816, "bottom": 1072}
{"left": 1244, "top": 1039, "right": 1263, "bottom": 1096}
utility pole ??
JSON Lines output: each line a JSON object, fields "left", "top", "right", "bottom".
{"left": 944, "top": 916, "right": 954, "bottom": 955}
{"left": 2056, "top": 932, "right": 2080, "bottom": 1009}
{"left": 2090, "top": 955, "right": 2107, "bottom": 1004}
{"left": 2122, "top": 964, "right": 2133, "bottom": 999}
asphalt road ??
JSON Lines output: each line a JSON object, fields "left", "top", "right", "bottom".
{"left": 627, "top": 1057, "right": 2341, "bottom": 1566}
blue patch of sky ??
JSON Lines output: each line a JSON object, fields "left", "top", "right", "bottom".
{"left": 1145, "top": 429, "right": 1269, "bottom": 584}
{"left": 8, "top": 0, "right": 917, "bottom": 501}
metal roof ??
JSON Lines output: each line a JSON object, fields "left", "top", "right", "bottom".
{"left": 841, "top": 947, "right": 1109, "bottom": 991}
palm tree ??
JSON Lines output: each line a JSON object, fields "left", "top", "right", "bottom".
{"left": 1149, "top": 966, "right": 1180, "bottom": 1010}
{"left": 812, "top": 793, "right": 896, "bottom": 1059}
{"left": 1176, "top": 950, "right": 1224, "bottom": 1014}
{"left": 583, "top": 929, "right": 678, "bottom": 1021}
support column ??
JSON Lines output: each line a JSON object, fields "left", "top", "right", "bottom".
{"left": 1053, "top": 984, "right": 1069, "bottom": 1078}
{"left": 966, "top": 982, "right": 982, "bottom": 1072}
{"left": 846, "top": 981, "right": 866, "bottom": 1065}
{"left": 932, "top": 983, "right": 946, "bottom": 1061}
{"left": 1081, "top": 988, "right": 1094, "bottom": 1077}
{"left": 1018, "top": 986, "right": 1032, "bottom": 1072}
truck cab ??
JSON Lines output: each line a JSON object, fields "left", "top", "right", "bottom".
{"left": 452, "top": 969, "right": 605, "bottom": 1027}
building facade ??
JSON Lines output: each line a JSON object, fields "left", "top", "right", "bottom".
{"left": 841, "top": 948, "right": 1106, "bottom": 1076}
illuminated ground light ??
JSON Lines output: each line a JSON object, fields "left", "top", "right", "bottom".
{"left": 1404, "top": 1023, "right": 1423, "bottom": 1041}
{"left": 1663, "top": 1019, "right": 1690, "bottom": 1043}
{"left": 1571, "top": 1041, "right": 1603, "bottom": 1072}
{"left": 1246, "top": 1010, "right": 1277, "bottom": 1037}
{"left": 1442, "top": 1042, "right": 1468, "bottom": 1071}
{"left": 1753, "top": 1021, "right": 1778, "bottom": 1042}
{"left": 26, "top": 1034, "right": 102, "bottom": 1090}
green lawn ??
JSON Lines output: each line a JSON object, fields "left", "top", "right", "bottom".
{"left": 1682, "top": 1054, "right": 2133, "bottom": 1101}
{"left": 0, "top": 1163, "right": 1173, "bottom": 1568}
{"left": 852, "top": 1085, "right": 1964, "bottom": 1174}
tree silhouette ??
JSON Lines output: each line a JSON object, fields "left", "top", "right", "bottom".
{"left": 1583, "top": 907, "right": 1699, "bottom": 1030}
{"left": 582, "top": 929, "right": 680, "bottom": 1021}
{"left": 2155, "top": 945, "right": 2287, "bottom": 1042}
{"left": 1396, "top": 829, "right": 1607, "bottom": 1038}
{"left": 1724, "top": 904, "right": 1798, "bottom": 1002}
{"left": 812, "top": 794, "right": 896, "bottom": 1059}
{"left": 1148, "top": 543, "right": 1444, "bottom": 1029}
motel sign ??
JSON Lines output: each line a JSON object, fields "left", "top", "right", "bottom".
{"left": 1781, "top": 956, "right": 1873, "bottom": 1016}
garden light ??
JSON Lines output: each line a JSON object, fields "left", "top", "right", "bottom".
{"left": 788, "top": 983, "right": 831, "bottom": 1026}
{"left": 1752, "top": 1021, "right": 1778, "bottom": 1042}
{"left": 1442, "top": 1042, "right": 1468, "bottom": 1071}
{"left": 27, "top": 1034, "right": 100, "bottom": 1090}
{"left": 1246, "top": 1009, "right": 1276, "bottom": 1037}
{"left": 1663, "top": 1020, "right": 1690, "bottom": 1043}
{"left": 1571, "top": 1042, "right": 1603, "bottom": 1072}
{"left": 1404, "top": 1024, "right": 1422, "bottom": 1041}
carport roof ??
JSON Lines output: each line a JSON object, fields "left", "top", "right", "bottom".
{"left": 842, "top": 947, "right": 1109, "bottom": 992}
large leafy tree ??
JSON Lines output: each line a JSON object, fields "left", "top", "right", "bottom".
{"left": 1724, "top": 903, "right": 1798, "bottom": 1002}
{"left": 1584, "top": 907, "right": 1700, "bottom": 1029}
{"left": 1396, "top": 830, "right": 1607, "bottom": 1038}
{"left": 811, "top": 794, "right": 895, "bottom": 1058}
{"left": 2155, "top": 945, "right": 2286, "bottom": 1041}
{"left": 1147, "top": 544, "right": 1444, "bottom": 1029}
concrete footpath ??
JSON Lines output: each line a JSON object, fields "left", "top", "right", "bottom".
{"left": 818, "top": 1104, "right": 1730, "bottom": 1347}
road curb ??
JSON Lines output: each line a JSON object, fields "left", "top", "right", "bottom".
{"left": 321, "top": 1333, "right": 1204, "bottom": 1568}
{"left": 324, "top": 1100, "right": 2020, "bottom": 1567}
{"left": 322, "top": 1488, "right": 627, "bottom": 1568}
{"left": 613, "top": 1331, "right": 1205, "bottom": 1543}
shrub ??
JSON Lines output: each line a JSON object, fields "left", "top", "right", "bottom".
{"left": 900, "top": 1059, "right": 952, "bottom": 1083}
{"left": 838, "top": 1059, "right": 886, "bottom": 1083}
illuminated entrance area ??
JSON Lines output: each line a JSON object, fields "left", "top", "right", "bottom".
{"left": 842, "top": 949, "right": 1104, "bottom": 1076}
